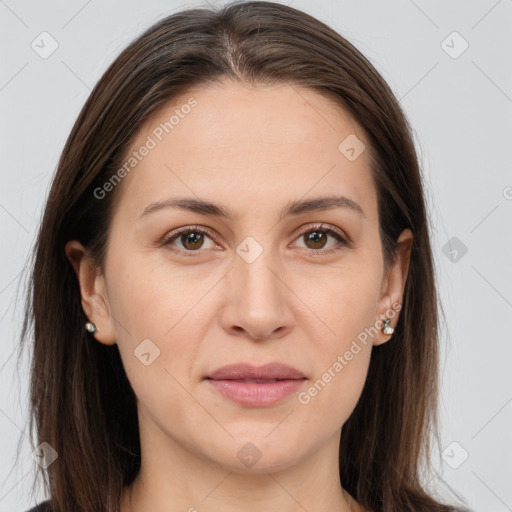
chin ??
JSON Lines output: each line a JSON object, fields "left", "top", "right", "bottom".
{"left": 221, "top": 454, "right": 301, "bottom": 475}
{"left": 205, "top": 438, "right": 305, "bottom": 474}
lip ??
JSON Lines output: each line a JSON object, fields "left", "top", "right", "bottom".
{"left": 206, "top": 362, "right": 305, "bottom": 381}
{"left": 204, "top": 363, "right": 306, "bottom": 407}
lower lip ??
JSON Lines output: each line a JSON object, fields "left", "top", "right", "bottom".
{"left": 205, "top": 379, "right": 306, "bottom": 406}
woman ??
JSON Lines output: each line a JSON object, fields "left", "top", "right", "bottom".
{"left": 19, "top": 1, "right": 472, "bottom": 511}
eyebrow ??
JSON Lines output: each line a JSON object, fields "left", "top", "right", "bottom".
{"left": 139, "top": 194, "right": 366, "bottom": 221}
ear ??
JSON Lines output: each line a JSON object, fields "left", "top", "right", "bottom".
{"left": 373, "top": 228, "right": 414, "bottom": 346}
{"left": 65, "top": 240, "right": 117, "bottom": 345}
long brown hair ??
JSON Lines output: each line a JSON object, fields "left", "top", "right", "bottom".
{"left": 17, "top": 2, "right": 472, "bottom": 511}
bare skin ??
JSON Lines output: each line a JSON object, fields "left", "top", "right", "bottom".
{"left": 66, "top": 80, "right": 412, "bottom": 512}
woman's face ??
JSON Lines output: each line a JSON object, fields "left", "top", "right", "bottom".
{"left": 68, "top": 80, "right": 412, "bottom": 474}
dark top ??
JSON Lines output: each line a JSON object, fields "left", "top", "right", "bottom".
{"left": 24, "top": 498, "right": 471, "bottom": 512}
{"left": 25, "top": 501, "right": 51, "bottom": 512}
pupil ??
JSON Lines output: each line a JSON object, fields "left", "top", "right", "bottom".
{"left": 307, "top": 231, "right": 326, "bottom": 249}
{"left": 183, "top": 232, "right": 203, "bottom": 249}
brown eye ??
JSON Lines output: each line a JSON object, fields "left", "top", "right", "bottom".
{"left": 180, "top": 231, "right": 205, "bottom": 250}
{"left": 303, "top": 229, "right": 328, "bottom": 250}
{"left": 293, "top": 223, "right": 349, "bottom": 255}
{"left": 160, "top": 223, "right": 349, "bottom": 257}
{"left": 161, "top": 226, "right": 218, "bottom": 256}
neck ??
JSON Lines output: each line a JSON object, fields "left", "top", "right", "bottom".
{"left": 120, "top": 409, "right": 358, "bottom": 512}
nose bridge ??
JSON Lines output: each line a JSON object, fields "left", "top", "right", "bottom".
{"left": 236, "top": 235, "right": 283, "bottom": 309}
{"left": 222, "top": 234, "right": 293, "bottom": 339}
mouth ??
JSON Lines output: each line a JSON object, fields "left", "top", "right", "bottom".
{"left": 217, "top": 378, "right": 289, "bottom": 383}
{"left": 205, "top": 362, "right": 306, "bottom": 381}
{"left": 204, "top": 363, "right": 306, "bottom": 406}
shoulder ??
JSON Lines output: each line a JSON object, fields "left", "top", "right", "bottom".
{"left": 24, "top": 500, "right": 52, "bottom": 512}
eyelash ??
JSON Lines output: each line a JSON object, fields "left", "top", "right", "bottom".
{"left": 159, "top": 223, "right": 350, "bottom": 257}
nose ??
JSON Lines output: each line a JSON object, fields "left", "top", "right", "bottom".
{"left": 219, "top": 248, "right": 295, "bottom": 341}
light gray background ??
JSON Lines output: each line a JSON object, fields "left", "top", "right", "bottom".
{"left": 1, "top": 0, "right": 511, "bottom": 511}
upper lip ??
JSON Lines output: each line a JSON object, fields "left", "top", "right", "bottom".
{"left": 205, "top": 363, "right": 306, "bottom": 381}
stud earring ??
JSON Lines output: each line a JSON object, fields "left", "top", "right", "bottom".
{"left": 381, "top": 318, "right": 394, "bottom": 335}
{"left": 85, "top": 322, "right": 97, "bottom": 334}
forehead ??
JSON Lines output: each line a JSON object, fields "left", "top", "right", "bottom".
{"left": 112, "top": 80, "right": 377, "bottom": 222}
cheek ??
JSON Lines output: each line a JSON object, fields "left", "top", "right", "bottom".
{"left": 299, "top": 332, "right": 372, "bottom": 433}
{"left": 306, "top": 257, "right": 382, "bottom": 346}
{"left": 293, "top": 256, "right": 380, "bottom": 425}
{"left": 105, "top": 250, "right": 193, "bottom": 336}
{"left": 294, "top": 350, "right": 371, "bottom": 448}
{"left": 105, "top": 250, "right": 211, "bottom": 378}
